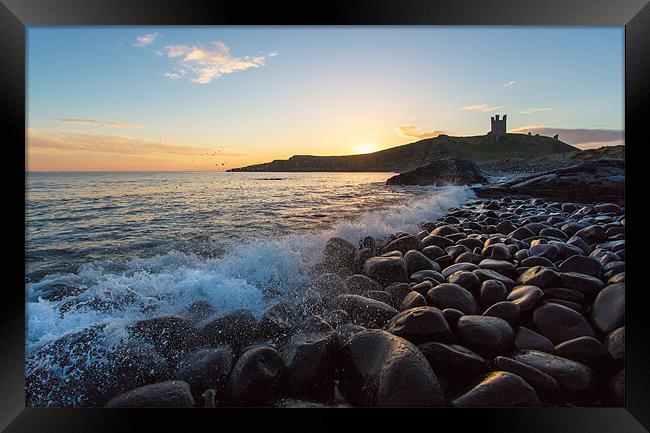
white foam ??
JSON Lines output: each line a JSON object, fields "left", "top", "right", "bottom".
{"left": 26, "top": 185, "right": 474, "bottom": 355}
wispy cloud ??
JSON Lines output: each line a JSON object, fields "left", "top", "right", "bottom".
{"left": 460, "top": 104, "right": 504, "bottom": 112}
{"left": 57, "top": 118, "right": 144, "bottom": 129}
{"left": 27, "top": 129, "right": 244, "bottom": 171}
{"left": 396, "top": 125, "right": 446, "bottom": 140}
{"left": 133, "top": 33, "right": 162, "bottom": 47}
{"left": 504, "top": 80, "right": 516, "bottom": 87}
{"left": 518, "top": 107, "right": 555, "bottom": 114}
{"left": 510, "top": 125, "right": 624, "bottom": 149}
{"left": 157, "top": 41, "right": 277, "bottom": 84}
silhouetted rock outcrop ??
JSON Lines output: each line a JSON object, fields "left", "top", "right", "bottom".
{"left": 386, "top": 158, "right": 487, "bottom": 186}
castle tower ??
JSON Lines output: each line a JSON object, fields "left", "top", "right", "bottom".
{"left": 490, "top": 114, "right": 507, "bottom": 141}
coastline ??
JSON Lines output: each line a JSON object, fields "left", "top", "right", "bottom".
{"left": 26, "top": 185, "right": 625, "bottom": 408}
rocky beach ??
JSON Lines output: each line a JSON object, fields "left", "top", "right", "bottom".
{"left": 26, "top": 157, "right": 625, "bottom": 408}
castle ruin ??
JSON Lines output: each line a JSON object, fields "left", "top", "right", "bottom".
{"left": 490, "top": 114, "right": 507, "bottom": 141}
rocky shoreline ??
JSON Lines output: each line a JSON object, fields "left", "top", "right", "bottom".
{"left": 27, "top": 192, "right": 625, "bottom": 408}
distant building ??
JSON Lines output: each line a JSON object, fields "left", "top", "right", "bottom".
{"left": 490, "top": 114, "right": 507, "bottom": 142}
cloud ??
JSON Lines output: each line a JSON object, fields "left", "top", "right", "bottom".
{"left": 504, "top": 80, "right": 516, "bottom": 87}
{"left": 460, "top": 104, "right": 504, "bottom": 112}
{"left": 27, "top": 129, "right": 244, "bottom": 171}
{"left": 509, "top": 126, "right": 624, "bottom": 149}
{"left": 518, "top": 107, "right": 555, "bottom": 114}
{"left": 57, "top": 118, "right": 144, "bottom": 129}
{"left": 157, "top": 41, "right": 276, "bottom": 84}
{"left": 133, "top": 33, "right": 162, "bottom": 47}
{"left": 396, "top": 125, "right": 446, "bottom": 140}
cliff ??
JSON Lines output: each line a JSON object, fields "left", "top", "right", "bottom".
{"left": 228, "top": 133, "right": 578, "bottom": 172}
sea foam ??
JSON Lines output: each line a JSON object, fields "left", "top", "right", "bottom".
{"left": 26, "top": 185, "right": 475, "bottom": 356}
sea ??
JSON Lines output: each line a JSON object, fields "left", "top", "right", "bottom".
{"left": 25, "top": 171, "right": 474, "bottom": 391}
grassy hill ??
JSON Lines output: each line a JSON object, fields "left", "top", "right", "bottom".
{"left": 229, "top": 133, "right": 578, "bottom": 172}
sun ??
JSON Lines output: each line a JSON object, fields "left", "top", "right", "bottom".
{"left": 354, "top": 140, "right": 378, "bottom": 155}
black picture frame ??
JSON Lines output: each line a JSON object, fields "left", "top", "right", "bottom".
{"left": 2, "top": 0, "right": 648, "bottom": 431}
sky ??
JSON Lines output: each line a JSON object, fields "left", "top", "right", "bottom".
{"left": 27, "top": 27, "right": 624, "bottom": 171}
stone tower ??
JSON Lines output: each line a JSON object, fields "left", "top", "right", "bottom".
{"left": 490, "top": 114, "right": 507, "bottom": 141}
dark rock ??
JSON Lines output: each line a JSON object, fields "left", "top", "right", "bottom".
{"left": 404, "top": 250, "right": 439, "bottom": 275}
{"left": 331, "top": 294, "right": 398, "bottom": 328}
{"left": 447, "top": 270, "right": 481, "bottom": 292}
{"left": 353, "top": 248, "right": 374, "bottom": 274}
{"left": 554, "top": 336, "right": 612, "bottom": 369}
{"left": 386, "top": 158, "right": 487, "bottom": 186}
{"left": 456, "top": 315, "right": 514, "bottom": 358}
{"left": 574, "top": 225, "right": 607, "bottom": 245}
{"left": 227, "top": 346, "right": 284, "bottom": 406}
{"left": 301, "top": 315, "right": 334, "bottom": 333}
{"left": 506, "top": 285, "right": 544, "bottom": 312}
{"left": 418, "top": 342, "right": 487, "bottom": 380}
{"left": 175, "top": 347, "right": 234, "bottom": 396}
{"left": 335, "top": 323, "right": 366, "bottom": 347}
{"left": 105, "top": 381, "right": 195, "bottom": 407}
{"left": 528, "top": 244, "right": 559, "bottom": 261}
{"left": 483, "top": 301, "right": 521, "bottom": 326}
{"left": 282, "top": 331, "right": 337, "bottom": 399}
{"left": 339, "top": 329, "right": 445, "bottom": 406}
{"left": 435, "top": 254, "right": 455, "bottom": 270}
{"left": 532, "top": 303, "right": 595, "bottom": 345}
{"left": 455, "top": 251, "right": 484, "bottom": 264}
{"left": 558, "top": 256, "right": 601, "bottom": 278}
{"left": 421, "top": 245, "right": 447, "bottom": 260}
{"left": 482, "top": 243, "right": 512, "bottom": 260}
{"left": 491, "top": 356, "right": 559, "bottom": 392}
{"left": 384, "top": 282, "right": 412, "bottom": 302}
{"left": 400, "top": 291, "right": 428, "bottom": 311}
{"left": 345, "top": 274, "right": 382, "bottom": 294}
{"left": 591, "top": 283, "right": 625, "bottom": 334}
{"left": 457, "top": 237, "right": 484, "bottom": 250}
{"left": 517, "top": 266, "right": 561, "bottom": 289}
{"left": 442, "top": 262, "right": 479, "bottom": 279}
{"left": 546, "top": 299, "right": 584, "bottom": 314}
{"left": 511, "top": 350, "right": 593, "bottom": 392}
{"left": 181, "top": 301, "right": 216, "bottom": 323}
{"left": 363, "top": 256, "right": 408, "bottom": 286}
{"left": 479, "top": 259, "right": 515, "bottom": 274}
{"left": 257, "top": 301, "right": 301, "bottom": 342}
{"left": 568, "top": 235, "right": 592, "bottom": 255}
{"left": 521, "top": 256, "right": 556, "bottom": 268}
{"left": 426, "top": 283, "right": 479, "bottom": 314}
{"left": 131, "top": 316, "right": 201, "bottom": 363}
{"left": 514, "top": 327, "right": 554, "bottom": 353}
{"left": 312, "top": 272, "right": 348, "bottom": 296}
{"left": 543, "top": 288, "right": 585, "bottom": 304}
{"left": 608, "top": 369, "right": 624, "bottom": 406}
{"left": 539, "top": 227, "right": 568, "bottom": 240}
{"left": 203, "top": 309, "right": 258, "bottom": 350}
{"left": 604, "top": 327, "right": 624, "bottom": 366}
{"left": 410, "top": 280, "right": 434, "bottom": 296}
{"left": 382, "top": 235, "right": 423, "bottom": 254}
{"left": 323, "top": 237, "right": 357, "bottom": 270}
{"left": 509, "top": 227, "right": 536, "bottom": 240}
{"left": 442, "top": 308, "right": 464, "bottom": 328}
{"left": 473, "top": 269, "right": 516, "bottom": 289}
{"left": 323, "top": 310, "right": 349, "bottom": 328}
{"left": 479, "top": 279, "right": 508, "bottom": 309}
{"left": 496, "top": 220, "right": 517, "bottom": 235}
{"left": 431, "top": 224, "right": 460, "bottom": 236}
{"left": 410, "top": 269, "right": 445, "bottom": 284}
{"left": 452, "top": 371, "right": 540, "bottom": 407}
{"left": 560, "top": 272, "right": 605, "bottom": 299}
{"left": 384, "top": 306, "right": 452, "bottom": 344}
{"left": 366, "top": 290, "right": 398, "bottom": 309}
{"left": 422, "top": 235, "right": 454, "bottom": 249}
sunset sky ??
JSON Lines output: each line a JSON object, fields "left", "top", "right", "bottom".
{"left": 27, "top": 27, "right": 624, "bottom": 171}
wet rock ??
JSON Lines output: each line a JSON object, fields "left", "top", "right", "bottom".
{"left": 422, "top": 235, "right": 454, "bottom": 249}
{"left": 447, "top": 270, "right": 481, "bottom": 292}
{"left": 511, "top": 350, "right": 593, "bottom": 392}
{"left": 473, "top": 269, "right": 516, "bottom": 289}
{"left": 301, "top": 315, "right": 334, "bottom": 333}
{"left": 257, "top": 301, "right": 301, "bottom": 342}
{"left": 483, "top": 301, "right": 521, "bottom": 326}
{"left": 105, "top": 381, "right": 195, "bottom": 407}
{"left": 521, "top": 256, "right": 556, "bottom": 268}
{"left": 227, "top": 346, "right": 284, "bottom": 406}
{"left": 452, "top": 371, "right": 540, "bottom": 407}
{"left": 533, "top": 303, "right": 595, "bottom": 345}
{"left": 384, "top": 306, "right": 452, "bottom": 344}
{"left": 442, "top": 262, "right": 479, "bottom": 279}
{"left": 491, "top": 356, "right": 559, "bottom": 392}
{"left": 345, "top": 274, "right": 382, "bottom": 294}
{"left": 181, "top": 301, "right": 216, "bottom": 323}
{"left": 335, "top": 323, "right": 366, "bottom": 347}
{"left": 528, "top": 244, "right": 559, "bottom": 261}
{"left": 410, "top": 269, "right": 445, "bottom": 284}
{"left": 384, "top": 282, "right": 413, "bottom": 302}
{"left": 382, "top": 234, "right": 423, "bottom": 254}
{"left": 507, "top": 285, "right": 544, "bottom": 312}
{"left": 575, "top": 225, "right": 607, "bottom": 245}
{"left": 604, "top": 327, "right": 624, "bottom": 366}
{"left": 363, "top": 256, "right": 408, "bottom": 286}
{"left": 131, "top": 316, "right": 201, "bottom": 363}
{"left": 331, "top": 294, "right": 398, "bottom": 328}
{"left": 366, "top": 290, "right": 398, "bottom": 309}
{"left": 608, "top": 369, "right": 624, "bottom": 405}
{"left": 514, "top": 327, "right": 554, "bottom": 353}
{"left": 442, "top": 308, "right": 464, "bottom": 328}
{"left": 592, "top": 283, "right": 625, "bottom": 334}
{"left": 323, "top": 237, "right": 357, "bottom": 270}
{"left": 431, "top": 224, "right": 460, "bottom": 236}
{"left": 517, "top": 266, "right": 561, "bottom": 289}
{"left": 554, "top": 336, "right": 611, "bottom": 369}
{"left": 418, "top": 342, "right": 487, "bottom": 380}
{"left": 426, "top": 283, "right": 479, "bottom": 314}
{"left": 313, "top": 272, "right": 348, "bottom": 296}
{"left": 558, "top": 256, "right": 601, "bottom": 278}
{"left": 421, "top": 245, "right": 447, "bottom": 261}
{"left": 543, "top": 288, "right": 585, "bottom": 304}
{"left": 385, "top": 158, "right": 487, "bottom": 187}
{"left": 560, "top": 272, "right": 605, "bottom": 299}
{"left": 404, "top": 250, "right": 439, "bottom": 275}
{"left": 455, "top": 251, "right": 484, "bottom": 264}
{"left": 400, "top": 291, "right": 428, "bottom": 311}
{"left": 203, "top": 309, "right": 258, "bottom": 350}
{"left": 509, "top": 227, "right": 536, "bottom": 240}
{"left": 353, "top": 248, "right": 374, "bottom": 274}
{"left": 539, "top": 227, "right": 568, "bottom": 240}
{"left": 339, "top": 329, "right": 445, "bottom": 406}
{"left": 456, "top": 315, "right": 514, "bottom": 358}
{"left": 479, "top": 279, "right": 508, "bottom": 309}
{"left": 482, "top": 243, "right": 512, "bottom": 260}
{"left": 282, "top": 331, "right": 337, "bottom": 399}
{"left": 479, "top": 259, "right": 516, "bottom": 274}
{"left": 175, "top": 347, "right": 234, "bottom": 397}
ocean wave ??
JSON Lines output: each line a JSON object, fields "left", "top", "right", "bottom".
{"left": 25, "top": 185, "right": 475, "bottom": 356}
